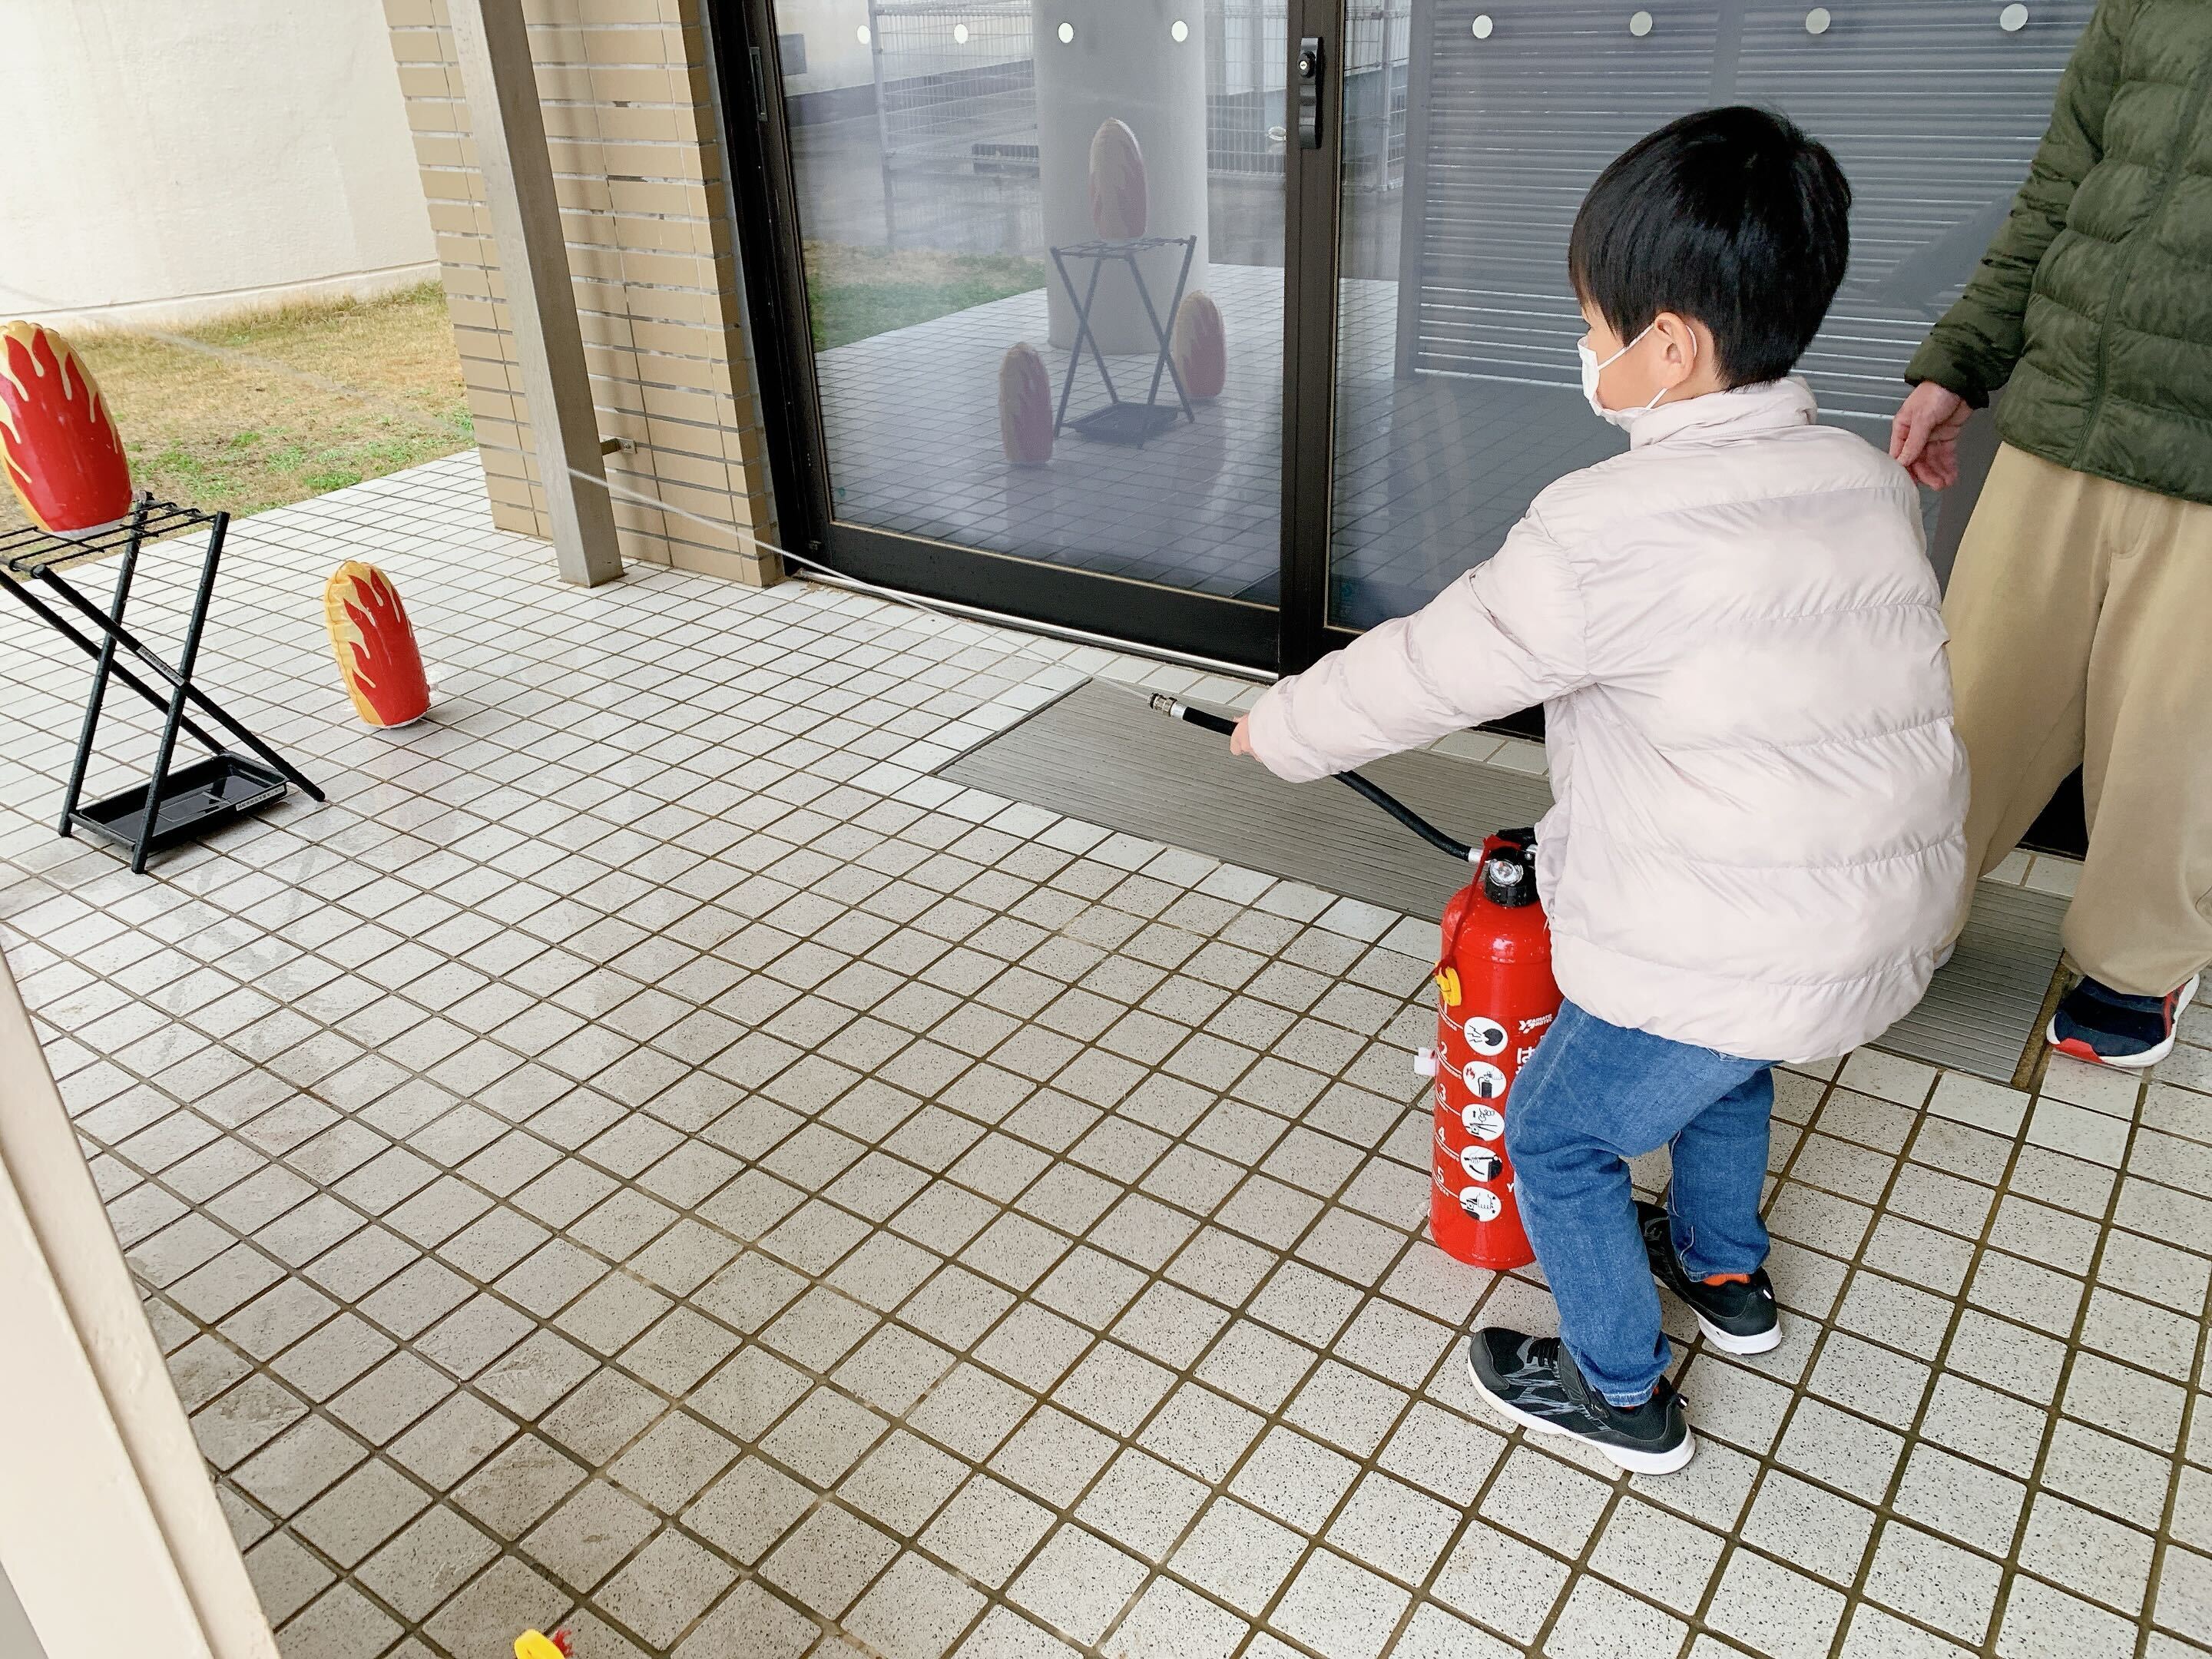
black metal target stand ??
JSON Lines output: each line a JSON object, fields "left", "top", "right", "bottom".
{"left": 1048, "top": 234, "right": 1199, "bottom": 446}
{"left": 1, "top": 496, "right": 323, "bottom": 873}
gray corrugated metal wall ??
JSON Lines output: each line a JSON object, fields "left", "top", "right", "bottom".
{"left": 1394, "top": 0, "right": 2094, "bottom": 419}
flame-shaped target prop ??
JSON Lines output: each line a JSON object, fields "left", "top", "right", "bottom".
{"left": 324, "top": 561, "right": 432, "bottom": 728}
{"left": 0, "top": 321, "right": 134, "bottom": 537}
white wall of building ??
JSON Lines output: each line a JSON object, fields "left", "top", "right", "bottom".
{"left": 777, "top": 0, "right": 878, "bottom": 95}
{"left": 0, "top": 0, "right": 436, "bottom": 330}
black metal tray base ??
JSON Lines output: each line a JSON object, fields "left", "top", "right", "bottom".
{"left": 1068, "top": 402, "right": 1186, "bottom": 445}
{"left": 71, "top": 753, "right": 289, "bottom": 856}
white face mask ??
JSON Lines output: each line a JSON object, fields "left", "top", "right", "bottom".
{"left": 1577, "top": 322, "right": 1679, "bottom": 429}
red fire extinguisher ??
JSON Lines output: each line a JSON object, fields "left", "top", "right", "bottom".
{"left": 1418, "top": 830, "right": 1558, "bottom": 1270}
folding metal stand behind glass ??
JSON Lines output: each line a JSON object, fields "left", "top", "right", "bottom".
{"left": 0, "top": 497, "right": 322, "bottom": 872}
{"left": 1049, "top": 233, "right": 1199, "bottom": 446}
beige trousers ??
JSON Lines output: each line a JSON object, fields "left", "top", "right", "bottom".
{"left": 1944, "top": 442, "right": 2212, "bottom": 995}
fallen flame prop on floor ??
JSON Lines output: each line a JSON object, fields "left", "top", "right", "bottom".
{"left": 323, "top": 560, "right": 432, "bottom": 727}
{"left": 998, "top": 342, "right": 1055, "bottom": 465}
{"left": 1172, "top": 291, "right": 1226, "bottom": 399}
{"left": 0, "top": 320, "right": 134, "bottom": 537}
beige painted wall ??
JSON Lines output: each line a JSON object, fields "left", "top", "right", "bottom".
{"left": 0, "top": 0, "right": 436, "bottom": 329}
{"left": 384, "top": 0, "right": 780, "bottom": 585}
{"left": 0, "top": 953, "right": 277, "bottom": 1659}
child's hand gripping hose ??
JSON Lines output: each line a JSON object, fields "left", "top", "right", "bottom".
{"left": 1147, "top": 694, "right": 1478, "bottom": 863}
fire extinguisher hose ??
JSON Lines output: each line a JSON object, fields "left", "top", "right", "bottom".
{"left": 1147, "top": 694, "right": 1479, "bottom": 864}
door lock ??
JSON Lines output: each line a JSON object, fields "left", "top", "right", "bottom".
{"left": 1296, "top": 36, "right": 1323, "bottom": 149}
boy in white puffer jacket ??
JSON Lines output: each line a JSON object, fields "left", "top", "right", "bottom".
{"left": 1234, "top": 108, "right": 1966, "bottom": 1475}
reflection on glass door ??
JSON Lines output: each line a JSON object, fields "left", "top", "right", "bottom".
{"left": 775, "top": 0, "right": 1289, "bottom": 604}
{"left": 1326, "top": 0, "right": 2094, "bottom": 633}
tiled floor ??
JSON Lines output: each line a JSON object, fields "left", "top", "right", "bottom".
{"left": 3, "top": 454, "right": 2208, "bottom": 1659}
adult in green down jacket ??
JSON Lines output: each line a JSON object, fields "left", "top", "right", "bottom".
{"left": 1892, "top": 0, "right": 2212, "bottom": 1068}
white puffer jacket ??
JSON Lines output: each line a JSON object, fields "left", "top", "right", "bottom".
{"left": 1249, "top": 378, "right": 1967, "bottom": 1063}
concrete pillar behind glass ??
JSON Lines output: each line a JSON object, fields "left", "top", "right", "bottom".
{"left": 1033, "top": 2, "right": 1209, "bottom": 354}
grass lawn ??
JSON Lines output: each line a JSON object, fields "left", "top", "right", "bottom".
{"left": 3, "top": 254, "right": 1038, "bottom": 538}
{"left": 806, "top": 241, "right": 1045, "bottom": 353}
{"left": 2, "top": 283, "right": 471, "bottom": 534}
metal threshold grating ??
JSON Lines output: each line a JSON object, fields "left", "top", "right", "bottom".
{"left": 939, "top": 678, "right": 2066, "bottom": 1084}
{"left": 941, "top": 679, "right": 1548, "bottom": 920}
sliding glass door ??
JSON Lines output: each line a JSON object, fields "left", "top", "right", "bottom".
{"left": 1325, "top": 0, "right": 2094, "bottom": 636}
{"left": 720, "top": 0, "right": 2094, "bottom": 679}
{"left": 724, "top": 0, "right": 1292, "bottom": 664}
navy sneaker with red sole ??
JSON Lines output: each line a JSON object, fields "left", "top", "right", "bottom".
{"left": 1635, "top": 1200, "right": 1781, "bottom": 1356}
{"left": 2048, "top": 973, "right": 2199, "bottom": 1069}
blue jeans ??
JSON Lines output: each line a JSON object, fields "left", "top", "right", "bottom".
{"left": 1504, "top": 1001, "right": 1774, "bottom": 1406}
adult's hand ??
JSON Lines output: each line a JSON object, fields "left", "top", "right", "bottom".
{"left": 1230, "top": 714, "right": 1255, "bottom": 757}
{"left": 1890, "top": 382, "right": 1973, "bottom": 490}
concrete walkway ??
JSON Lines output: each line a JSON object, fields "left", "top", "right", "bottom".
{"left": 1, "top": 454, "right": 2204, "bottom": 1659}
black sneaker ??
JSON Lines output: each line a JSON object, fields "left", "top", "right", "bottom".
{"left": 2049, "top": 973, "right": 2200, "bottom": 1069}
{"left": 1465, "top": 1327, "right": 1693, "bottom": 1475}
{"left": 1637, "top": 1200, "right": 1780, "bottom": 1356}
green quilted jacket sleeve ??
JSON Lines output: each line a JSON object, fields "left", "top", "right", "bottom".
{"left": 1906, "top": 0, "right": 2133, "bottom": 404}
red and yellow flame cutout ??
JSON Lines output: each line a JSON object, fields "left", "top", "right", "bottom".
{"left": 324, "top": 561, "right": 432, "bottom": 728}
{"left": 0, "top": 321, "right": 134, "bottom": 535}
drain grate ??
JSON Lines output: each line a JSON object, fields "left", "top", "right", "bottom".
{"left": 942, "top": 679, "right": 2065, "bottom": 1084}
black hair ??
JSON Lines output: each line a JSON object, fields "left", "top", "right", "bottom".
{"left": 1568, "top": 105, "right": 1851, "bottom": 387}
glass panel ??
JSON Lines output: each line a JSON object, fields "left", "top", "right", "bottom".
{"left": 1327, "top": 0, "right": 2094, "bottom": 631}
{"left": 779, "top": 0, "right": 1287, "bottom": 602}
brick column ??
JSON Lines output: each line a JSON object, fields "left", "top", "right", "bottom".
{"left": 382, "top": 0, "right": 783, "bottom": 586}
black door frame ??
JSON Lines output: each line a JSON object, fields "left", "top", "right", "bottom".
{"left": 1280, "top": 0, "right": 1541, "bottom": 737}
{"left": 711, "top": 0, "right": 1370, "bottom": 677}
{"left": 1274, "top": 0, "right": 1344, "bottom": 677}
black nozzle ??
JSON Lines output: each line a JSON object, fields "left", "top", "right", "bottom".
{"left": 1151, "top": 693, "right": 1238, "bottom": 737}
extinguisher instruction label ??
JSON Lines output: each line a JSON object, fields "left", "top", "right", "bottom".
{"left": 1462, "top": 1059, "right": 1507, "bottom": 1099}
{"left": 1459, "top": 1145, "right": 1503, "bottom": 1182}
{"left": 1459, "top": 1185, "right": 1503, "bottom": 1222}
{"left": 1465, "top": 1015, "right": 1508, "bottom": 1055}
{"left": 1462, "top": 1103, "right": 1505, "bottom": 1141}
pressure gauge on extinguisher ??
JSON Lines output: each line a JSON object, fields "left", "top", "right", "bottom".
{"left": 1481, "top": 854, "right": 1536, "bottom": 907}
